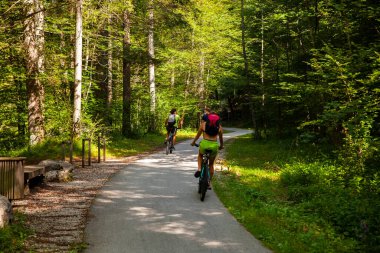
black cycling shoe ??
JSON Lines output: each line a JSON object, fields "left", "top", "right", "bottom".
{"left": 194, "top": 171, "right": 200, "bottom": 178}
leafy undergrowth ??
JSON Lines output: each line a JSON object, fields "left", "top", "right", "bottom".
{"left": 214, "top": 135, "right": 378, "bottom": 253}
{"left": 0, "top": 212, "right": 32, "bottom": 253}
{"left": 0, "top": 128, "right": 195, "bottom": 164}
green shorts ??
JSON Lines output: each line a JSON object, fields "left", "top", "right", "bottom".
{"left": 199, "top": 139, "right": 219, "bottom": 158}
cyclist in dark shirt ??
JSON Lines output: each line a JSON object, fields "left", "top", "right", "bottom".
{"left": 191, "top": 107, "right": 224, "bottom": 181}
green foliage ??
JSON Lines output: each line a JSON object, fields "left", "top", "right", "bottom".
{"left": 0, "top": 212, "right": 32, "bottom": 253}
{"left": 280, "top": 162, "right": 335, "bottom": 188}
{"left": 69, "top": 242, "right": 88, "bottom": 253}
{"left": 214, "top": 134, "right": 379, "bottom": 253}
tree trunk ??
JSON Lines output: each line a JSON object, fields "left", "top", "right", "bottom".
{"left": 241, "top": 0, "right": 249, "bottom": 83}
{"left": 16, "top": 77, "right": 26, "bottom": 137}
{"left": 240, "top": 0, "right": 257, "bottom": 134}
{"left": 73, "top": 0, "right": 83, "bottom": 136}
{"left": 260, "top": 9, "right": 267, "bottom": 137}
{"left": 198, "top": 52, "right": 205, "bottom": 107}
{"left": 148, "top": 1, "right": 156, "bottom": 131}
{"left": 106, "top": 14, "right": 113, "bottom": 126}
{"left": 23, "top": 0, "right": 45, "bottom": 145}
{"left": 170, "top": 58, "right": 175, "bottom": 89}
{"left": 122, "top": 9, "right": 132, "bottom": 136}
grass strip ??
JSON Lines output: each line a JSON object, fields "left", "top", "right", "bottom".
{"left": 213, "top": 135, "right": 358, "bottom": 253}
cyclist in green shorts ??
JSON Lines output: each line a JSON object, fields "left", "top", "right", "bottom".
{"left": 191, "top": 107, "right": 224, "bottom": 182}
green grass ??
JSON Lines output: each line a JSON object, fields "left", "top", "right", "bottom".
{"left": 0, "top": 212, "right": 32, "bottom": 253}
{"left": 0, "top": 128, "right": 195, "bottom": 164}
{"left": 213, "top": 135, "right": 360, "bottom": 253}
{"left": 106, "top": 128, "right": 194, "bottom": 157}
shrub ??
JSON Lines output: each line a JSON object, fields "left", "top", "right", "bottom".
{"left": 280, "top": 162, "right": 335, "bottom": 187}
{"left": 0, "top": 212, "right": 31, "bottom": 252}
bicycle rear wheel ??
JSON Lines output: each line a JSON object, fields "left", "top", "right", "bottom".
{"left": 166, "top": 139, "right": 170, "bottom": 155}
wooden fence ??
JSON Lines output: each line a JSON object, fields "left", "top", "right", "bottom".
{"left": 0, "top": 157, "right": 26, "bottom": 200}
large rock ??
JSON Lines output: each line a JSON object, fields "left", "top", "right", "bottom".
{"left": 0, "top": 195, "right": 13, "bottom": 228}
{"left": 38, "top": 160, "right": 75, "bottom": 182}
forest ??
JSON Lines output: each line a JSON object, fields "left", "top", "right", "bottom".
{"left": 0, "top": 0, "right": 379, "bottom": 251}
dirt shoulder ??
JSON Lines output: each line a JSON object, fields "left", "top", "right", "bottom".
{"left": 12, "top": 153, "right": 154, "bottom": 253}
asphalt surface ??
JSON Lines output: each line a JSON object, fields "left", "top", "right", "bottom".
{"left": 84, "top": 128, "right": 272, "bottom": 253}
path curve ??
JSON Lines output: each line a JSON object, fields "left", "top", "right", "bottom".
{"left": 84, "top": 128, "right": 271, "bottom": 253}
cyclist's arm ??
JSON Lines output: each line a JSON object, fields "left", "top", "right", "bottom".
{"left": 218, "top": 125, "right": 224, "bottom": 149}
{"left": 179, "top": 116, "right": 184, "bottom": 129}
{"left": 191, "top": 124, "right": 203, "bottom": 146}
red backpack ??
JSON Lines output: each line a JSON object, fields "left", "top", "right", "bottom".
{"left": 204, "top": 113, "right": 220, "bottom": 136}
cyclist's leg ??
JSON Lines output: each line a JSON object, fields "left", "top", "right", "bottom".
{"left": 165, "top": 126, "right": 170, "bottom": 142}
{"left": 193, "top": 153, "right": 203, "bottom": 178}
{"left": 209, "top": 156, "right": 216, "bottom": 178}
{"left": 206, "top": 141, "right": 219, "bottom": 179}
{"left": 173, "top": 127, "right": 178, "bottom": 145}
{"left": 194, "top": 140, "right": 206, "bottom": 178}
{"left": 170, "top": 127, "right": 175, "bottom": 146}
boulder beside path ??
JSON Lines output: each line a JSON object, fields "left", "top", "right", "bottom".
{"left": 38, "top": 160, "right": 74, "bottom": 182}
{"left": 0, "top": 195, "right": 13, "bottom": 228}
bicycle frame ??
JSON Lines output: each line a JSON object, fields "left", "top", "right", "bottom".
{"left": 195, "top": 143, "right": 212, "bottom": 201}
{"left": 166, "top": 130, "right": 175, "bottom": 155}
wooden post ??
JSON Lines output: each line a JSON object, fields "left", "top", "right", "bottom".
{"left": 62, "top": 141, "right": 71, "bottom": 161}
{"left": 97, "top": 135, "right": 106, "bottom": 163}
{"left": 82, "top": 139, "right": 85, "bottom": 168}
{"left": 88, "top": 138, "right": 91, "bottom": 166}
{"left": 69, "top": 140, "right": 74, "bottom": 164}
{"left": 82, "top": 138, "right": 91, "bottom": 167}
{"left": 98, "top": 136, "right": 101, "bottom": 163}
{"left": 103, "top": 138, "right": 106, "bottom": 162}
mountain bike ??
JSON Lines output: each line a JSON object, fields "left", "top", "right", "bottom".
{"left": 166, "top": 130, "right": 175, "bottom": 155}
{"left": 195, "top": 143, "right": 211, "bottom": 201}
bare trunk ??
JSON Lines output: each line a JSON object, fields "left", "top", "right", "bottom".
{"left": 84, "top": 37, "right": 90, "bottom": 70}
{"left": 106, "top": 14, "right": 113, "bottom": 125}
{"left": 73, "top": 0, "right": 83, "bottom": 135}
{"left": 122, "top": 9, "right": 132, "bottom": 136}
{"left": 184, "top": 70, "right": 190, "bottom": 99}
{"left": 170, "top": 58, "right": 175, "bottom": 88}
{"left": 23, "top": 0, "right": 45, "bottom": 145}
{"left": 198, "top": 52, "right": 205, "bottom": 107}
{"left": 241, "top": 0, "right": 249, "bottom": 83}
{"left": 260, "top": 10, "right": 267, "bottom": 136}
{"left": 148, "top": 1, "right": 156, "bottom": 130}
{"left": 241, "top": 0, "right": 256, "bottom": 133}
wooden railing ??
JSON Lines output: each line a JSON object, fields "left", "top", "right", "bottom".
{"left": 0, "top": 157, "right": 26, "bottom": 200}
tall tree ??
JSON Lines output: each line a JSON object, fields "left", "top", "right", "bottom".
{"left": 73, "top": 0, "right": 83, "bottom": 135}
{"left": 148, "top": 0, "right": 156, "bottom": 131}
{"left": 106, "top": 8, "right": 113, "bottom": 125}
{"left": 23, "top": 0, "right": 45, "bottom": 145}
{"left": 240, "top": 0, "right": 257, "bottom": 133}
{"left": 122, "top": 8, "right": 132, "bottom": 136}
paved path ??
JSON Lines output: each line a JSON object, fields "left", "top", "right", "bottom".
{"left": 84, "top": 128, "right": 271, "bottom": 253}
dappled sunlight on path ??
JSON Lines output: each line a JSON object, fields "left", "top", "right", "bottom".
{"left": 85, "top": 128, "right": 271, "bottom": 253}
